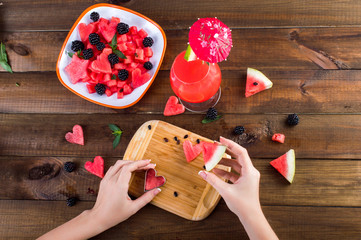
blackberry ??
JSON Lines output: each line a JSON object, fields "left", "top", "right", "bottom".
{"left": 71, "top": 40, "right": 84, "bottom": 52}
{"left": 95, "top": 83, "right": 106, "bottom": 95}
{"left": 117, "top": 23, "right": 129, "bottom": 35}
{"left": 90, "top": 12, "right": 100, "bottom": 22}
{"left": 66, "top": 197, "right": 78, "bottom": 207}
{"left": 64, "top": 161, "right": 76, "bottom": 173}
{"left": 96, "top": 42, "right": 105, "bottom": 51}
{"left": 118, "top": 69, "right": 129, "bottom": 81}
{"left": 206, "top": 107, "right": 217, "bottom": 120}
{"left": 108, "top": 53, "right": 119, "bottom": 66}
{"left": 143, "top": 37, "right": 154, "bottom": 47}
{"left": 143, "top": 61, "right": 153, "bottom": 70}
{"left": 234, "top": 126, "right": 245, "bottom": 135}
{"left": 89, "top": 33, "right": 100, "bottom": 45}
{"left": 287, "top": 113, "right": 299, "bottom": 126}
{"left": 82, "top": 49, "right": 94, "bottom": 60}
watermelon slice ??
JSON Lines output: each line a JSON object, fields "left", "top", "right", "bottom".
{"left": 84, "top": 156, "right": 104, "bottom": 178}
{"left": 202, "top": 142, "right": 226, "bottom": 171}
{"left": 144, "top": 168, "right": 166, "bottom": 191}
{"left": 270, "top": 149, "right": 295, "bottom": 183}
{"left": 245, "top": 68, "right": 273, "bottom": 97}
{"left": 65, "top": 55, "right": 90, "bottom": 84}
{"left": 163, "top": 96, "right": 185, "bottom": 116}
{"left": 183, "top": 140, "right": 203, "bottom": 162}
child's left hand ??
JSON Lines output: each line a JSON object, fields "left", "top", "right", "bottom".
{"left": 90, "top": 159, "right": 160, "bottom": 230}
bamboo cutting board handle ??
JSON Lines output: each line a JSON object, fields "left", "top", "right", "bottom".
{"left": 124, "top": 120, "right": 231, "bottom": 221}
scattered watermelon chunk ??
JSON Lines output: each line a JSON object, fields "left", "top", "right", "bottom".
{"left": 245, "top": 68, "right": 273, "bottom": 97}
{"left": 163, "top": 96, "right": 185, "bottom": 116}
{"left": 272, "top": 133, "right": 285, "bottom": 143}
{"left": 183, "top": 140, "right": 203, "bottom": 162}
{"left": 270, "top": 149, "right": 295, "bottom": 183}
{"left": 65, "top": 55, "right": 90, "bottom": 84}
{"left": 65, "top": 124, "right": 84, "bottom": 145}
{"left": 85, "top": 156, "right": 104, "bottom": 178}
{"left": 144, "top": 168, "right": 166, "bottom": 191}
{"left": 202, "top": 142, "right": 226, "bottom": 171}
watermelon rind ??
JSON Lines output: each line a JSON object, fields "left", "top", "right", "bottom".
{"left": 245, "top": 68, "right": 273, "bottom": 97}
{"left": 184, "top": 44, "right": 197, "bottom": 62}
{"left": 204, "top": 144, "right": 226, "bottom": 171}
{"left": 247, "top": 68, "right": 273, "bottom": 89}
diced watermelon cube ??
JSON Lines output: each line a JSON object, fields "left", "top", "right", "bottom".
{"left": 127, "top": 35, "right": 132, "bottom": 41}
{"left": 103, "top": 74, "right": 111, "bottom": 82}
{"left": 117, "top": 81, "right": 127, "bottom": 88}
{"left": 130, "top": 26, "right": 138, "bottom": 35}
{"left": 118, "top": 42, "right": 127, "bottom": 52}
{"left": 123, "top": 55, "right": 133, "bottom": 64}
{"left": 117, "top": 90, "right": 124, "bottom": 99}
{"left": 135, "top": 38, "right": 143, "bottom": 48}
{"left": 102, "top": 48, "right": 113, "bottom": 56}
{"left": 126, "top": 62, "right": 139, "bottom": 72}
{"left": 117, "top": 34, "right": 128, "bottom": 42}
{"left": 107, "top": 80, "right": 117, "bottom": 87}
{"left": 126, "top": 42, "right": 136, "bottom": 54}
{"left": 114, "top": 63, "right": 127, "bottom": 70}
{"left": 86, "top": 84, "right": 96, "bottom": 94}
{"left": 144, "top": 47, "right": 153, "bottom": 57}
{"left": 105, "top": 88, "right": 113, "bottom": 97}
{"left": 138, "top": 29, "right": 148, "bottom": 39}
{"left": 90, "top": 71, "right": 98, "bottom": 80}
{"left": 96, "top": 73, "right": 104, "bottom": 82}
{"left": 111, "top": 17, "right": 120, "bottom": 24}
{"left": 110, "top": 86, "right": 118, "bottom": 93}
{"left": 135, "top": 48, "right": 144, "bottom": 61}
{"left": 123, "top": 84, "right": 133, "bottom": 95}
{"left": 144, "top": 57, "right": 149, "bottom": 62}
{"left": 81, "top": 76, "right": 91, "bottom": 82}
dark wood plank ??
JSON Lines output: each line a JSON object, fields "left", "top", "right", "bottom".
{"left": 3, "top": 28, "right": 361, "bottom": 72}
{"left": 2, "top": 70, "right": 361, "bottom": 114}
{"left": 1, "top": 113, "right": 360, "bottom": 159}
{"left": 3, "top": 0, "right": 361, "bottom": 31}
{"left": 1, "top": 156, "right": 360, "bottom": 207}
{"left": 0, "top": 200, "right": 360, "bottom": 239}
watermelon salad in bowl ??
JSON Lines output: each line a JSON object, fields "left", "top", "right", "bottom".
{"left": 56, "top": 4, "right": 166, "bottom": 109}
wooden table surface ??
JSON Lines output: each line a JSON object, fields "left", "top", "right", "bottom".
{"left": 1, "top": 0, "right": 361, "bottom": 239}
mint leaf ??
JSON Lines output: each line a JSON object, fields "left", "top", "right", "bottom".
{"left": 0, "top": 61, "right": 13, "bottom": 73}
{"left": 114, "top": 49, "right": 127, "bottom": 59}
{"left": 134, "top": 52, "right": 138, "bottom": 57}
{"left": 109, "top": 34, "right": 117, "bottom": 50}
{"left": 0, "top": 42, "right": 7, "bottom": 62}
{"left": 111, "top": 74, "right": 116, "bottom": 80}
{"left": 113, "top": 134, "right": 121, "bottom": 149}
{"left": 67, "top": 51, "right": 74, "bottom": 58}
{"left": 108, "top": 124, "right": 121, "bottom": 132}
{"left": 202, "top": 115, "right": 222, "bottom": 124}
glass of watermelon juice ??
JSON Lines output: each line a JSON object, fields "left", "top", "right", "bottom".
{"left": 170, "top": 50, "right": 222, "bottom": 112}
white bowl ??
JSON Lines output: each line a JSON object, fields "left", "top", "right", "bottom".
{"left": 56, "top": 4, "right": 166, "bottom": 109}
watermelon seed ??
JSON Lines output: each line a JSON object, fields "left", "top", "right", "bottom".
{"left": 174, "top": 136, "right": 178, "bottom": 141}
{"left": 163, "top": 138, "right": 169, "bottom": 142}
{"left": 177, "top": 140, "right": 180, "bottom": 145}
{"left": 148, "top": 125, "right": 151, "bottom": 130}
{"left": 203, "top": 165, "right": 206, "bottom": 169}
{"left": 173, "top": 191, "right": 178, "bottom": 197}
{"left": 184, "top": 134, "right": 188, "bottom": 139}
{"left": 196, "top": 139, "right": 200, "bottom": 144}
{"left": 253, "top": 82, "right": 258, "bottom": 86}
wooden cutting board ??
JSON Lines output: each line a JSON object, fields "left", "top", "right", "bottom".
{"left": 124, "top": 120, "right": 230, "bottom": 221}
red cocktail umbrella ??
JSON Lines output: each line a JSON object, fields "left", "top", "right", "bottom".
{"left": 188, "top": 17, "right": 232, "bottom": 63}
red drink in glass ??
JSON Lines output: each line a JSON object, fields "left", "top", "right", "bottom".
{"left": 170, "top": 51, "right": 221, "bottom": 110}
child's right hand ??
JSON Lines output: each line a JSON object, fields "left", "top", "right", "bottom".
{"left": 198, "top": 136, "right": 262, "bottom": 220}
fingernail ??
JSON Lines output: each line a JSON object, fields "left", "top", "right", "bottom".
{"left": 198, "top": 170, "right": 207, "bottom": 180}
{"left": 155, "top": 188, "right": 161, "bottom": 194}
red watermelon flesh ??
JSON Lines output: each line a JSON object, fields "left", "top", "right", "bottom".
{"left": 90, "top": 53, "right": 112, "bottom": 74}
{"left": 183, "top": 140, "right": 203, "bottom": 162}
{"left": 131, "top": 68, "right": 151, "bottom": 88}
{"left": 84, "top": 156, "right": 104, "bottom": 178}
{"left": 163, "top": 96, "right": 185, "bottom": 116}
{"left": 245, "top": 68, "right": 273, "bottom": 97}
{"left": 65, "top": 54, "right": 90, "bottom": 84}
{"left": 270, "top": 149, "right": 295, "bottom": 183}
{"left": 99, "top": 19, "right": 117, "bottom": 42}
{"left": 144, "top": 168, "right": 166, "bottom": 191}
{"left": 78, "top": 23, "right": 96, "bottom": 43}
{"left": 202, "top": 142, "right": 226, "bottom": 171}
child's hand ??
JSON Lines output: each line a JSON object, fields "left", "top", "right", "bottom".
{"left": 198, "top": 137, "right": 261, "bottom": 220}
{"left": 90, "top": 159, "right": 160, "bottom": 230}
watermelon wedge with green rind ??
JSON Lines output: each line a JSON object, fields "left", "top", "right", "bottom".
{"left": 183, "top": 140, "right": 203, "bottom": 162}
{"left": 184, "top": 44, "right": 197, "bottom": 61}
{"left": 270, "top": 149, "right": 295, "bottom": 183}
{"left": 245, "top": 68, "right": 273, "bottom": 97}
{"left": 202, "top": 142, "right": 226, "bottom": 171}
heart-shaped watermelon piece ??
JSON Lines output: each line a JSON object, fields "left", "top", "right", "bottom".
{"left": 90, "top": 53, "right": 112, "bottom": 74}
{"left": 144, "top": 168, "right": 166, "bottom": 191}
{"left": 65, "top": 124, "right": 84, "bottom": 145}
{"left": 163, "top": 96, "right": 185, "bottom": 116}
{"left": 65, "top": 55, "right": 90, "bottom": 84}
{"left": 131, "top": 68, "right": 151, "bottom": 88}
{"left": 84, "top": 156, "right": 104, "bottom": 178}
{"left": 183, "top": 140, "right": 203, "bottom": 162}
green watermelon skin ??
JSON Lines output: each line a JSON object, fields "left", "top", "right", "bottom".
{"left": 202, "top": 142, "right": 226, "bottom": 171}
{"left": 270, "top": 149, "right": 295, "bottom": 183}
{"left": 245, "top": 68, "right": 273, "bottom": 97}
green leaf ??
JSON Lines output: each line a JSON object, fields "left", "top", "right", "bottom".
{"left": 134, "top": 52, "right": 138, "bottom": 57}
{"left": 67, "top": 51, "right": 74, "bottom": 58}
{"left": 111, "top": 74, "right": 116, "bottom": 80}
{"left": 109, "top": 34, "right": 117, "bottom": 49}
{"left": 15, "top": 82, "right": 20, "bottom": 87}
{"left": 113, "top": 134, "right": 121, "bottom": 149}
{"left": 206, "top": 61, "right": 210, "bottom": 66}
{"left": 202, "top": 115, "right": 222, "bottom": 124}
{"left": 114, "top": 49, "right": 127, "bottom": 59}
{"left": 108, "top": 124, "right": 121, "bottom": 132}
{"left": 0, "top": 61, "right": 13, "bottom": 73}
{"left": 0, "top": 42, "right": 7, "bottom": 62}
